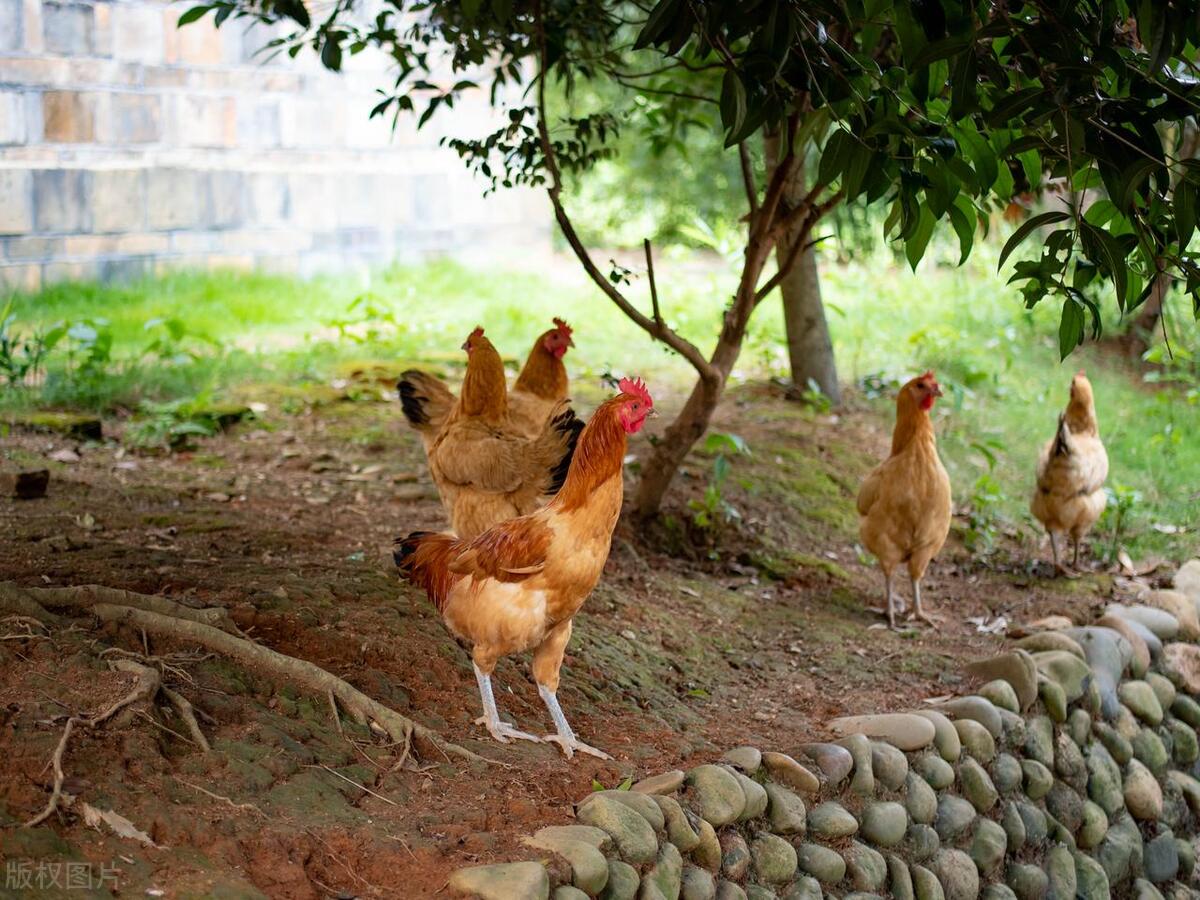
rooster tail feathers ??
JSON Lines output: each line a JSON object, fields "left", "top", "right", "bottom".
{"left": 397, "top": 370, "right": 454, "bottom": 432}
{"left": 392, "top": 530, "right": 434, "bottom": 571}
{"left": 393, "top": 530, "right": 460, "bottom": 612}
{"left": 546, "top": 405, "right": 585, "bottom": 495}
{"left": 1052, "top": 412, "right": 1072, "bottom": 457}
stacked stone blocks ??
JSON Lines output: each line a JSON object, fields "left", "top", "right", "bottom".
{"left": 449, "top": 559, "right": 1200, "bottom": 900}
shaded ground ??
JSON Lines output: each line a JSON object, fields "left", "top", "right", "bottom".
{"left": 0, "top": 374, "right": 1165, "bottom": 898}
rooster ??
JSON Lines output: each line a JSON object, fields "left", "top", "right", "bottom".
{"left": 398, "top": 318, "right": 574, "bottom": 451}
{"left": 857, "top": 371, "right": 953, "bottom": 628}
{"left": 1031, "top": 371, "right": 1108, "bottom": 575}
{"left": 419, "top": 327, "right": 582, "bottom": 541}
{"left": 394, "top": 378, "right": 654, "bottom": 759}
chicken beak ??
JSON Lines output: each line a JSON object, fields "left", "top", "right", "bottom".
{"left": 933, "top": 384, "right": 944, "bottom": 398}
{"left": 647, "top": 408, "right": 659, "bottom": 418}
{"left": 461, "top": 340, "right": 470, "bottom": 352}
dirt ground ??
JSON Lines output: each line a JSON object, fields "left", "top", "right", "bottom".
{"left": 0, "top": 374, "right": 1170, "bottom": 899}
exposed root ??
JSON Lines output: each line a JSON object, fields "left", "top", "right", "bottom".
{"left": 177, "top": 778, "right": 265, "bottom": 817}
{"left": 89, "top": 602, "right": 492, "bottom": 765}
{"left": 162, "top": 686, "right": 211, "bottom": 753}
{"left": 303, "top": 763, "right": 399, "bottom": 807}
{"left": 0, "top": 582, "right": 237, "bottom": 632}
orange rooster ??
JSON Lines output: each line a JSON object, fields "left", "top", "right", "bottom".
{"left": 857, "top": 371, "right": 953, "bottom": 628}
{"left": 394, "top": 378, "right": 654, "bottom": 759}
{"left": 1031, "top": 371, "right": 1108, "bottom": 575}
{"left": 398, "top": 318, "right": 574, "bottom": 450}
{"left": 419, "top": 327, "right": 582, "bottom": 541}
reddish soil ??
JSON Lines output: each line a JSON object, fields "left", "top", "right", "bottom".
{"left": 0, "top": 377, "right": 1166, "bottom": 898}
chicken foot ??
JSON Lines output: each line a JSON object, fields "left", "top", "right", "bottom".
{"left": 1049, "top": 532, "right": 1079, "bottom": 579}
{"left": 907, "top": 577, "right": 942, "bottom": 626}
{"left": 538, "top": 685, "right": 612, "bottom": 760}
{"left": 473, "top": 664, "right": 540, "bottom": 745}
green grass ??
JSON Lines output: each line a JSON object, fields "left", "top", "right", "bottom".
{"left": 4, "top": 241, "right": 1199, "bottom": 562}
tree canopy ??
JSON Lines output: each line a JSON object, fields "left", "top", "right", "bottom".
{"left": 188, "top": 0, "right": 1200, "bottom": 516}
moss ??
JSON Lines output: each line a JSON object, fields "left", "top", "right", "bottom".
{"left": 9, "top": 410, "right": 102, "bottom": 440}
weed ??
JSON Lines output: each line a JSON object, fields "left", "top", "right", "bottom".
{"left": 1099, "top": 483, "right": 1142, "bottom": 564}
{"left": 0, "top": 298, "right": 64, "bottom": 388}
{"left": 688, "top": 431, "right": 750, "bottom": 533}
{"left": 123, "top": 393, "right": 250, "bottom": 451}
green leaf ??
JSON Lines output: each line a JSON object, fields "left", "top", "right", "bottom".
{"left": 718, "top": 70, "right": 746, "bottom": 141}
{"left": 948, "top": 195, "right": 975, "bottom": 266}
{"left": 176, "top": 5, "right": 211, "bottom": 26}
{"left": 1176, "top": 182, "right": 1197, "bottom": 248}
{"left": 817, "top": 129, "right": 852, "bottom": 187}
{"left": 1116, "top": 157, "right": 1162, "bottom": 212}
{"left": 321, "top": 37, "right": 342, "bottom": 71}
{"left": 998, "top": 210, "right": 1071, "bottom": 270}
{"left": 1058, "top": 298, "right": 1085, "bottom": 360}
{"left": 635, "top": 0, "right": 685, "bottom": 50}
{"left": 954, "top": 123, "right": 998, "bottom": 193}
{"left": 905, "top": 206, "right": 936, "bottom": 271}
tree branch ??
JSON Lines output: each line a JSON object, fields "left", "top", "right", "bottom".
{"left": 755, "top": 189, "right": 844, "bottom": 305}
{"left": 643, "top": 239, "right": 662, "bottom": 325}
{"left": 533, "top": 8, "right": 718, "bottom": 384}
{"left": 738, "top": 142, "right": 759, "bottom": 217}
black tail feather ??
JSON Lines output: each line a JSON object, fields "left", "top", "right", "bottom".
{"left": 547, "top": 407, "right": 584, "bottom": 495}
{"left": 393, "top": 530, "right": 434, "bottom": 571}
{"left": 1051, "top": 412, "right": 1072, "bottom": 458}
{"left": 397, "top": 371, "right": 431, "bottom": 427}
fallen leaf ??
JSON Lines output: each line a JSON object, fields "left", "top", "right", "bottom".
{"left": 80, "top": 802, "right": 162, "bottom": 848}
{"left": 49, "top": 448, "right": 81, "bottom": 463}
{"left": 679, "top": 586, "right": 699, "bottom": 598}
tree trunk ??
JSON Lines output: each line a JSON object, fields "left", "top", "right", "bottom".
{"left": 766, "top": 135, "right": 840, "bottom": 405}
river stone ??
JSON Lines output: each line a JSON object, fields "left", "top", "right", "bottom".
{"left": 752, "top": 833, "right": 798, "bottom": 884}
{"left": 996, "top": 710, "right": 1025, "bottom": 748}
{"left": 809, "top": 801, "right": 858, "bottom": 838}
{"left": 1176, "top": 836, "right": 1195, "bottom": 879}
{"left": 1039, "top": 678, "right": 1067, "bottom": 722}
{"left": 1098, "top": 812, "right": 1144, "bottom": 886}
{"left": 861, "top": 801, "right": 908, "bottom": 846}
{"left": 1095, "top": 615, "right": 1152, "bottom": 677}
{"left": 969, "top": 818, "right": 1006, "bottom": 873}
{"left": 1107, "top": 603, "right": 1180, "bottom": 639}
{"left": 721, "top": 833, "right": 751, "bottom": 880}
{"left": 554, "top": 887, "right": 588, "bottom": 900}
{"left": 1000, "top": 802, "right": 1025, "bottom": 852}
{"left": 1045, "top": 845, "right": 1076, "bottom": 900}
{"left": 1120, "top": 681, "right": 1165, "bottom": 725}
{"left": 1014, "top": 631, "right": 1085, "bottom": 658}
{"left": 1094, "top": 722, "right": 1133, "bottom": 764}
{"left": 1176, "top": 558, "right": 1200, "bottom": 596}
{"left": 1020, "top": 759, "right": 1052, "bottom": 799}
{"left": 634, "top": 770, "right": 685, "bottom": 795}
{"left": 1162, "top": 643, "right": 1200, "bottom": 694}
{"left": 1134, "top": 880, "right": 1166, "bottom": 900}
{"left": 1006, "top": 863, "right": 1048, "bottom": 900}
{"left": 978, "top": 680, "right": 1019, "bottom": 715}
{"left": 1143, "top": 589, "right": 1200, "bottom": 638}
{"left": 685, "top": 765, "right": 747, "bottom": 827}
{"left": 913, "top": 710, "right": 963, "bottom": 762}
{"left": 728, "top": 769, "right": 768, "bottom": 821}
{"left": 781, "top": 877, "right": 821, "bottom": 900}
{"left": 449, "top": 862, "right": 550, "bottom": 900}
{"left": 1068, "top": 626, "right": 1131, "bottom": 717}
{"left": 680, "top": 866, "right": 716, "bottom": 900}
{"left": 1033, "top": 651, "right": 1091, "bottom": 704}
{"left": 577, "top": 795, "right": 659, "bottom": 865}
{"left": 602, "top": 860, "right": 640, "bottom": 900}
{"left": 1144, "top": 831, "right": 1179, "bottom": 883}
{"left": 1160, "top": 773, "right": 1187, "bottom": 829}
{"left": 988, "top": 754, "right": 1021, "bottom": 796}
{"left": 532, "top": 825, "right": 612, "bottom": 852}
{"left": 764, "top": 782, "right": 806, "bottom": 835}
{"left": 1066, "top": 708, "right": 1090, "bottom": 747}
{"left": 954, "top": 720, "right": 995, "bottom": 764}
{"left": 981, "top": 887, "right": 1016, "bottom": 900}
{"left": 1045, "top": 811, "right": 1077, "bottom": 849}
{"left": 845, "top": 840, "right": 887, "bottom": 892}
{"left": 966, "top": 650, "right": 1039, "bottom": 711}
{"left": 1014, "top": 802, "right": 1047, "bottom": 844}
{"left": 912, "top": 864, "right": 945, "bottom": 900}
{"left": 762, "top": 752, "right": 819, "bottom": 793}
{"left": 830, "top": 713, "right": 937, "bottom": 751}
{"left": 714, "top": 883, "right": 747, "bottom": 900}
{"left": 905, "top": 771, "right": 938, "bottom": 824}
{"left": 693, "top": 818, "right": 721, "bottom": 871}
{"left": 1045, "top": 780, "right": 1084, "bottom": 833}
{"left": 1125, "top": 759, "right": 1164, "bottom": 820}
{"left": 1078, "top": 799, "right": 1108, "bottom": 848}
{"left": 1146, "top": 672, "right": 1176, "bottom": 709}
{"left": 654, "top": 795, "right": 701, "bottom": 852}
{"left": 1168, "top": 719, "right": 1198, "bottom": 765}
{"left": 1168, "top": 770, "right": 1200, "bottom": 816}
{"left": 935, "top": 795, "right": 977, "bottom": 842}
{"left": 1054, "top": 732, "right": 1087, "bottom": 793}
{"left": 837, "top": 733, "right": 876, "bottom": 796}
{"left": 871, "top": 741, "right": 909, "bottom": 790}
{"left": 928, "top": 849, "right": 978, "bottom": 900}
{"left": 1023, "top": 716, "right": 1054, "bottom": 768}
{"left": 889, "top": 855, "right": 915, "bottom": 900}
{"left": 914, "top": 753, "right": 956, "bottom": 790}
{"left": 1073, "top": 850, "right": 1112, "bottom": 900}
{"left": 799, "top": 742, "right": 853, "bottom": 786}
{"left": 908, "top": 824, "right": 940, "bottom": 861}
{"left": 582, "top": 791, "right": 666, "bottom": 831}
{"left": 744, "top": 888, "right": 776, "bottom": 900}
{"left": 523, "top": 833, "right": 610, "bottom": 895}
{"left": 645, "top": 842, "right": 684, "bottom": 900}
{"left": 1132, "top": 727, "right": 1169, "bottom": 776}
{"left": 1173, "top": 694, "right": 1200, "bottom": 728}
{"left": 959, "top": 758, "right": 998, "bottom": 812}
{"left": 938, "top": 697, "right": 1003, "bottom": 737}
{"left": 722, "top": 746, "right": 762, "bottom": 773}
{"left": 640, "top": 881, "right": 667, "bottom": 900}
{"left": 795, "top": 843, "right": 846, "bottom": 884}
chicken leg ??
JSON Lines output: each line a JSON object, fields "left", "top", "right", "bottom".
{"left": 1049, "top": 532, "right": 1078, "bottom": 579}
{"left": 539, "top": 685, "right": 612, "bottom": 760}
{"left": 909, "top": 576, "right": 941, "bottom": 626}
{"left": 1071, "top": 535, "right": 1082, "bottom": 569}
{"left": 883, "top": 569, "right": 898, "bottom": 630}
{"left": 472, "top": 663, "right": 540, "bottom": 745}
{"left": 531, "top": 620, "right": 611, "bottom": 760}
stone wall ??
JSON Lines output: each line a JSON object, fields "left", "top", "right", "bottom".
{"left": 0, "top": 0, "right": 547, "bottom": 292}
{"left": 449, "top": 559, "right": 1200, "bottom": 900}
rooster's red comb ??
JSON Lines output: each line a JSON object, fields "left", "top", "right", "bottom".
{"left": 468, "top": 326, "right": 485, "bottom": 340}
{"left": 552, "top": 317, "right": 573, "bottom": 338}
{"left": 619, "top": 376, "right": 653, "bottom": 407}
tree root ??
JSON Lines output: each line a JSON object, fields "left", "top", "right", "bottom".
{"left": 162, "top": 686, "right": 211, "bottom": 753}
{"left": 90, "top": 603, "right": 490, "bottom": 765}
{"left": 0, "top": 581, "right": 237, "bottom": 632}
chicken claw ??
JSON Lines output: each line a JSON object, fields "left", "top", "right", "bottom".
{"left": 473, "top": 716, "right": 541, "bottom": 745}
{"left": 542, "top": 733, "right": 612, "bottom": 760}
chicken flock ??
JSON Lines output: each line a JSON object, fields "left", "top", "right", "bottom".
{"left": 392, "top": 323, "right": 1108, "bottom": 759}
